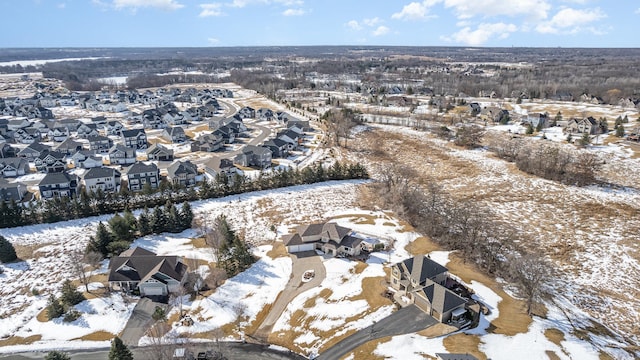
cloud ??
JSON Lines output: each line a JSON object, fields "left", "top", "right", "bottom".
{"left": 57, "top": 2, "right": 66, "bottom": 8}
{"left": 228, "top": 0, "right": 302, "bottom": 8}
{"left": 207, "top": 37, "right": 220, "bottom": 45}
{"left": 445, "top": 22, "right": 517, "bottom": 46}
{"left": 372, "top": 25, "right": 390, "bottom": 36}
{"left": 442, "top": 0, "right": 550, "bottom": 21}
{"left": 636, "top": 8, "right": 640, "bottom": 14}
{"left": 199, "top": 3, "right": 224, "bottom": 16}
{"left": 392, "top": 1, "right": 441, "bottom": 21}
{"left": 113, "top": 0, "right": 184, "bottom": 11}
{"left": 282, "top": 8, "right": 305, "bottom": 16}
{"left": 536, "top": 7, "right": 606, "bottom": 34}
{"left": 346, "top": 20, "right": 362, "bottom": 30}
{"left": 363, "top": 17, "right": 382, "bottom": 27}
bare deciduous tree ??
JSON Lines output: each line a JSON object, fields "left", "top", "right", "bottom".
{"left": 509, "top": 253, "right": 552, "bottom": 316}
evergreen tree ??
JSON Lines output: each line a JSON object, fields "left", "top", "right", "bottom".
{"left": 566, "top": 133, "right": 573, "bottom": 143}
{"left": 179, "top": 202, "right": 194, "bottom": 230}
{"left": 580, "top": 133, "right": 591, "bottom": 146}
{"left": 0, "top": 235, "right": 17, "bottom": 263}
{"left": 109, "top": 336, "right": 134, "bottom": 360}
{"left": 150, "top": 206, "right": 166, "bottom": 234}
{"left": 86, "top": 222, "right": 113, "bottom": 258}
{"left": 60, "top": 279, "right": 85, "bottom": 306}
{"left": 165, "top": 202, "right": 180, "bottom": 233}
{"left": 45, "top": 351, "right": 71, "bottom": 360}
{"left": 123, "top": 209, "right": 138, "bottom": 237}
{"left": 525, "top": 124, "right": 534, "bottom": 135}
{"left": 137, "top": 208, "right": 152, "bottom": 236}
{"left": 623, "top": 115, "right": 629, "bottom": 123}
{"left": 107, "top": 241, "right": 131, "bottom": 257}
{"left": 108, "top": 214, "right": 134, "bottom": 242}
{"left": 616, "top": 124, "right": 625, "bottom": 138}
{"left": 553, "top": 111, "right": 562, "bottom": 126}
{"left": 46, "top": 294, "right": 64, "bottom": 320}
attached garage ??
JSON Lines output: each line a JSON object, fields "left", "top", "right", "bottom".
{"left": 287, "top": 243, "right": 315, "bottom": 253}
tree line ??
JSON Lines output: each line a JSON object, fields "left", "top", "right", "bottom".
{"left": 0, "top": 161, "right": 369, "bottom": 229}
{"left": 371, "top": 164, "right": 551, "bottom": 316}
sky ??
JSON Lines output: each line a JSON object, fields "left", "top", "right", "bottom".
{"left": 1, "top": 0, "right": 638, "bottom": 48}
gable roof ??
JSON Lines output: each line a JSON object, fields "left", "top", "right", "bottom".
{"left": 108, "top": 247, "right": 187, "bottom": 284}
{"left": 418, "top": 280, "right": 467, "bottom": 314}
{"left": 82, "top": 166, "right": 120, "bottom": 180}
{"left": 121, "top": 128, "right": 146, "bottom": 137}
{"left": 167, "top": 160, "right": 197, "bottom": 177}
{"left": 38, "top": 172, "right": 76, "bottom": 186}
{"left": 126, "top": 161, "right": 158, "bottom": 175}
{"left": 398, "top": 255, "right": 448, "bottom": 285}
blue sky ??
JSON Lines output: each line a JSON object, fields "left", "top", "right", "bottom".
{"left": 2, "top": 0, "right": 638, "bottom": 47}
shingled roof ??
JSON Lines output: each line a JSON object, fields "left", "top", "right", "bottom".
{"left": 108, "top": 247, "right": 187, "bottom": 285}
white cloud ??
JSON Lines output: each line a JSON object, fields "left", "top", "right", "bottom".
{"left": 199, "top": 3, "right": 223, "bottom": 16}
{"left": 346, "top": 20, "right": 362, "bottom": 30}
{"left": 57, "top": 2, "right": 66, "bottom": 8}
{"left": 446, "top": 22, "right": 517, "bottom": 46}
{"left": 536, "top": 7, "right": 606, "bottom": 34}
{"left": 392, "top": 1, "right": 437, "bottom": 21}
{"left": 635, "top": 8, "right": 640, "bottom": 15}
{"left": 207, "top": 37, "right": 220, "bottom": 45}
{"left": 113, "top": 0, "right": 184, "bottom": 11}
{"left": 363, "top": 17, "right": 381, "bottom": 27}
{"left": 228, "top": 0, "right": 302, "bottom": 8}
{"left": 282, "top": 8, "right": 304, "bottom": 16}
{"left": 372, "top": 25, "right": 390, "bottom": 36}
{"left": 443, "top": 0, "right": 550, "bottom": 21}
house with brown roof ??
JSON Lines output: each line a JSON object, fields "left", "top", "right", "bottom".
{"left": 282, "top": 222, "right": 363, "bottom": 257}
{"left": 390, "top": 255, "right": 468, "bottom": 323}
{"left": 108, "top": 247, "right": 188, "bottom": 297}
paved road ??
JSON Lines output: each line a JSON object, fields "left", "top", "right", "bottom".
{"left": 120, "top": 298, "right": 167, "bottom": 346}
{"left": 1, "top": 341, "right": 305, "bottom": 360}
{"left": 316, "top": 305, "right": 438, "bottom": 360}
{"left": 252, "top": 251, "right": 326, "bottom": 340}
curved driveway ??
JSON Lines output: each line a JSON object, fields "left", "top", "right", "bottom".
{"left": 252, "top": 251, "right": 326, "bottom": 340}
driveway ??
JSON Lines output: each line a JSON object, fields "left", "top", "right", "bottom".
{"left": 120, "top": 297, "right": 168, "bottom": 346}
{"left": 252, "top": 251, "right": 326, "bottom": 340}
{"left": 316, "top": 305, "right": 438, "bottom": 360}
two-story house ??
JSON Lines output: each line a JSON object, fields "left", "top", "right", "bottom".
{"left": 166, "top": 160, "right": 198, "bottom": 187}
{"left": 121, "top": 129, "right": 148, "bottom": 150}
{"left": 81, "top": 167, "right": 121, "bottom": 193}
{"left": 126, "top": 162, "right": 159, "bottom": 191}
{"left": 233, "top": 145, "right": 272, "bottom": 169}
{"left": 38, "top": 171, "right": 78, "bottom": 199}
{"left": 88, "top": 135, "right": 113, "bottom": 154}
{"left": 108, "top": 144, "right": 136, "bottom": 166}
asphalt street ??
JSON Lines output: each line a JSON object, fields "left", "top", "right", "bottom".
{"left": 316, "top": 305, "right": 438, "bottom": 360}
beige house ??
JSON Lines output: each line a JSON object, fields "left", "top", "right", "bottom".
{"left": 390, "top": 255, "right": 467, "bottom": 323}
{"left": 283, "top": 222, "right": 363, "bottom": 257}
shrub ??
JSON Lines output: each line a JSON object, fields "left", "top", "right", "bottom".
{"left": 63, "top": 309, "right": 81, "bottom": 323}
{"left": 0, "top": 235, "right": 17, "bottom": 263}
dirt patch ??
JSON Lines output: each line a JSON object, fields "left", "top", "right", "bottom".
{"left": 351, "top": 262, "right": 368, "bottom": 275}
{"left": 442, "top": 333, "right": 487, "bottom": 360}
{"left": 348, "top": 277, "right": 393, "bottom": 309}
{"left": 72, "top": 331, "right": 115, "bottom": 341}
{"left": 188, "top": 236, "right": 208, "bottom": 249}
{"left": 544, "top": 328, "right": 565, "bottom": 346}
{"left": 36, "top": 307, "right": 49, "bottom": 322}
{"left": 0, "top": 335, "right": 42, "bottom": 347}
{"left": 417, "top": 323, "right": 458, "bottom": 337}
{"left": 545, "top": 350, "right": 562, "bottom": 360}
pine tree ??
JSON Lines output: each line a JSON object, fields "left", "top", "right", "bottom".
{"left": 45, "top": 351, "right": 71, "bottom": 360}
{"left": 525, "top": 123, "right": 534, "bottom": 135}
{"left": 109, "top": 336, "right": 134, "bottom": 360}
{"left": 150, "top": 206, "right": 166, "bottom": 234}
{"left": 179, "top": 202, "right": 194, "bottom": 231}
{"left": 86, "top": 222, "right": 113, "bottom": 258}
{"left": 580, "top": 132, "right": 591, "bottom": 146}
{"left": 46, "top": 294, "right": 64, "bottom": 320}
{"left": 616, "top": 125, "right": 625, "bottom": 138}
{"left": 137, "top": 208, "right": 152, "bottom": 236}
{"left": 109, "top": 213, "right": 134, "bottom": 242}
{"left": 123, "top": 209, "right": 138, "bottom": 237}
{"left": 60, "top": 279, "right": 86, "bottom": 306}
{"left": 0, "top": 235, "right": 17, "bottom": 263}
{"left": 165, "top": 202, "right": 180, "bottom": 233}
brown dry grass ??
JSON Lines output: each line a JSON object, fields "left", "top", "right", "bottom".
{"left": 72, "top": 331, "right": 115, "bottom": 341}
{"left": 352, "top": 262, "right": 368, "bottom": 275}
{"left": 443, "top": 333, "right": 487, "bottom": 360}
{"left": 36, "top": 308, "right": 49, "bottom": 322}
{"left": 406, "top": 236, "right": 440, "bottom": 255}
{"left": 329, "top": 213, "right": 378, "bottom": 225}
{"left": 0, "top": 335, "right": 42, "bottom": 347}
{"left": 546, "top": 351, "right": 562, "bottom": 360}
{"left": 544, "top": 328, "right": 565, "bottom": 346}
{"left": 417, "top": 323, "right": 457, "bottom": 337}
{"left": 13, "top": 243, "right": 53, "bottom": 260}
{"left": 348, "top": 277, "right": 393, "bottom": 309}
{"left": 267, "top": 242, "right": 289, "bottom": 259}
{"left": 341, "top": 336, "right": 391, "bottom": 360}
{"left": 189, "top": 236, "right": 208, "bottom": 249}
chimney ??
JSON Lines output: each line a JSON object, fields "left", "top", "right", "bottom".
{"left": 411, "top": 255, "right": 424, "bottom": 281}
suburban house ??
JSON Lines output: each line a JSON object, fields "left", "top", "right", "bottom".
{"left": 0, "top": 179, "right": 27, "bottom": 202}
{"left": 0, "top": 143, "right": 18, "bottom": 158}
{"left": 121, "top": 129, "right": 148, "bottom": 150}
{"left": 146, "top": 143, "right": 175, "bottom": 161}
{"left": 0, "top": 157, "right": 31, "bottom": 178}
{"left": 191, "top": 133, "right": 224, "bottom": 152}
{"left": 564, "top": 117, "right": 606, "bottom": 135}
{"left": 162, "top": 126, "right": 187, "bottom": 143}
{"left": 264, "top": 138, "right": 289, "bottom": 158}
{"left": 88, "top": 135, "right": 113, "bottom": 154}
{"left": 238, "top": 106, "right": 255, "bottom": 119}
{"left": 108, "top": 247, "right": 188, "bottom": 297}
{"left": 38, "top": 171, "right": 78, "bottom": 199}
{"left": 213, "top": 126, "right": 236, "bottom": 144}
{"left": 70, "top": 150, "right": 104, "bottom": 169}
{"left": 257, "top": 108, "right": 274, "bottom": 121}
{"left": 204, "top": 157, "right": 240, "bottom": 183}
{"left": 390, "top": 255, "right": 467, "bottom": 323}
{"left": 523, "top": 112, "right": 550, "bottom": 129}
{"left": 34, "top": 151, "right": 66, "bottom": 173}
{"left": 234, "top": 145, "right": 272, "bottom": 169}
{"left": 277, "top": 129, "right": 302, "bottom": 150}
{"left": 126, "top": 161, "right": 159, "bottom": 191}
{"left": 282, "top": 222, "right": 363, "bottom": 256}
{"left": 166, "top": 160, "right": 199, "bottom": 187}
{"left": 76, "top": 123, "right": 100, "bottom": 138}
{"left": 54, "top": 138, "right": 84, "bottom": 156}
{"left": 108, "top": 144, "right": 136, "bottom": 166}
{"left": 18, "top": 142, "right": 52, "bottom": 161}
{"left": 81, "top": 167, "right": 121, "bottom": 193}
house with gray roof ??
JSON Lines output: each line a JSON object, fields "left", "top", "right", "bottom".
{"left": 162, "top": 126, "right": 187, "bottom": 143}
{"left": 38, "top": 171, "right": 78, "bottom": 199}
{"left": 18, "top": 142, "right": 51, "bottom": 161}
{"left": 167, "top": 160, "right": 198, "bottom": 187}
{"left": 121, "top": 128, "right": 148, "bottom": 150}
{"left": 81, "top": 167, "right": 121, "bottom": 193}
{"left": 234, "top": 145, "right": 272, "bottom": 169}
{"left": 147, "top": 143, "right": 174, "bottom": 161}
{"left": 108, "top": 144, "right": 136, "bottom": 166}
{"left": 55, "top": 138, "right": 84, "bottom": 156}
{"left": 0, "top": 179, "right": 27, "bottom": 202}
{"left": 282, "top": 222, "right": 362, "bottom": 256}
{"left": 108, "top": 247, "right": 188, "bottom": 297}
{"left": 34, "top": 150, "right": 66, "bottom": 173}
{"left": 0, "top": 157, "right": 30, "bottom": 178}
{"left": 390, "top": 255, "right": 467, "bottom": 323}
{"left": 126, "top": 161, "right": 159, "bottom": 191}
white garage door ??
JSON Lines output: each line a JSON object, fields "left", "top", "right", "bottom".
{"left": 142, "top": 286, "right": 165, "bottom": 296}
{"left": 288, "top": 243, "right": 314, "bottom": 253}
